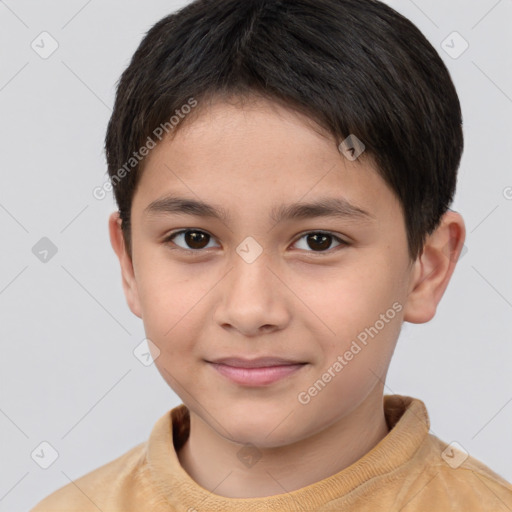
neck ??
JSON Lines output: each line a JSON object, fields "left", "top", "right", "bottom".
{"left": 177, "top": 390, "right": 389, "bottom": 499}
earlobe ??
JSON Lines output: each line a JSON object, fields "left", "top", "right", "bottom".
{"left": 403, "top": 211, "right": 466, "bottom": 324}
{"left": 108, "top": 211, "right": 143, "bottom": 319}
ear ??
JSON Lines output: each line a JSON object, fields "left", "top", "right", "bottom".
{"left": 108, "top": 211, "right": 142, "bottom": 319}
{"left": 403, "top": 210, "right": 466, "bottom": 324}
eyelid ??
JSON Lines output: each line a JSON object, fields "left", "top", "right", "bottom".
{"left": 163, "top": 228, "right": 220, "bottom": 253}
{"left": 292, "top": 230, "right": 348, "bottom": 245}
{"left": 290, "top": 230, "right": 349, "bottom": 255}
{"left": 163, "top": 229, "right": 349, "bottom": 253}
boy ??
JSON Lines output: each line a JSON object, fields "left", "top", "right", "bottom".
{"left": 31, "top": 0, "right": 512, "bottom": 510}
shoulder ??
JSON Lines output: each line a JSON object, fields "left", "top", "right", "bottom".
{"left": 401, "top": 434, "right": 512, "bottom": 510}
{"left": 30, "top": 441, "right": 148, "bottom": 512}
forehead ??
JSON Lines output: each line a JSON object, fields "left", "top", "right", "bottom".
{"left": 132, "top": 98, "right": 399, "bottom": 224}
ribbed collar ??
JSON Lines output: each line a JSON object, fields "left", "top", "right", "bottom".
{"left": 146, "top": 395, "right": 430, "bottom": 511}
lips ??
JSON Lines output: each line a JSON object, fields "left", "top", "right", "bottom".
{"left": 207, "top": 357, "right": 306, "bottom": 368}
{"left": 206, "top": 357, "right": 308, "bottom": 386}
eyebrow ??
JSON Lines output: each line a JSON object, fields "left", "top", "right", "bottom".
{"left": 143, "top": 194, "right": 375, "bottom": 224}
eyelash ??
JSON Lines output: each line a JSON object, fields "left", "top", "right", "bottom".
{"left": 162, "top": 229, "right": 349, "bottom": 255}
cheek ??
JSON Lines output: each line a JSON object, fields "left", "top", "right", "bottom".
{"left": 136, "top": 260, "right": 196, "bottom": 328}
{"left": 308, "top": 259, "right": 404, "bottom": 365}
{"left": 135, "top": 278, "right": 198, "bottom": 369}
{"left": 302, "top": 264, "right": 390, "bottom": 330}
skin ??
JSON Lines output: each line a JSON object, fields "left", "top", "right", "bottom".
{"left": 109, "top": 96, "right": 466, "bottom": 499}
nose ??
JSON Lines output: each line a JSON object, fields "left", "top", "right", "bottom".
{"left": 213, "top": 252, "right": 291, "bottom": 337}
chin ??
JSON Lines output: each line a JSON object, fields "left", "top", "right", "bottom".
{"left": 217, "top": 415, "right": 305, "bottom": 449}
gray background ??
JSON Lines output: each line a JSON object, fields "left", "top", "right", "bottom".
{"left": 0, "top": 0, "right": 511, "bottom": 510}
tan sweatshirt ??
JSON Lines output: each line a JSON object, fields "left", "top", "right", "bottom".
{"left": 30, "top": 395, "right": 512, "bottom": 511}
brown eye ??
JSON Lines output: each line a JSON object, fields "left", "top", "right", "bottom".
{"left": 165, "top": 230, "right": 217, "bottom": 251}
{"left": 294, "top": 232, "right": 347, "bottom": 253}
{"left": 307, "top": 233, "right": 331, "bottom": 251}
{"left": 184, "top": 231, "right": 210, "bottom": 249}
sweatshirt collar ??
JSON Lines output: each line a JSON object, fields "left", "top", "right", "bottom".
{"left": 146, "top": 395, "right": 430, "bottom": 511}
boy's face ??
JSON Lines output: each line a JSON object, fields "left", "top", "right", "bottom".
{"left": 112, "top": 97, "right": 419, "bottom": 447}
